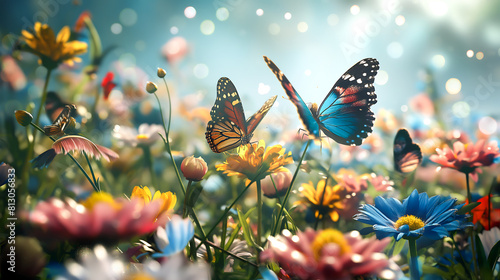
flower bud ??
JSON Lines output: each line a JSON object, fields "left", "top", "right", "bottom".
{"left": 146, "top": 81, "right": 158, "bottom": 94}
{"left": 181, "top": 156, "right": 208, "bottom": 181}
{"left": 157, "top": 68, "right": 167, "bottom": 78}
{"left": 14, "top": 110, "right": 33, "bottom": 126}
{"left": 261, "top": 170, "right": 293, "bottom": 198}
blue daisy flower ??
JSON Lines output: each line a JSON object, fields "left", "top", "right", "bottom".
{"left": 152, "top": 215, "right": 194, "bottom": 258}
{"left": 354, "top": 189, "right": 472, "bottom": 241}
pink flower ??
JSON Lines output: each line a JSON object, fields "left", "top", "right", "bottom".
{"left": 181, "top": 156, "right": 208, "bottom": 181}
{"left": 430, "top": 140, "right": 500, "bottom": 181}
{"left": 261, "top": 170, "right": 292, "bottom": 198}
{"left": 409, "top": 93, "right": 434, "bottom": 116}
{"left": 24, "top": 194, "right": 161, "bottom": 244}
{"left": 261, "top": 229, "right": 394, "bottom": 280}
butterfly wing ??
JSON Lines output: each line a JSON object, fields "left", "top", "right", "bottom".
{"left": 43, "top": 105, "right": 75, "bottom": 136}
{"left": 206, "top": 77, "right": 248, "bottom": 153}
{"left": 317, "top": 58, "right": 379, "bottom": 145}
{"left": 394, "top": 129, "right": 422, "bottom": 173}
{"left": 45, "top": 91, "right": 67, "bottom": 122}
{"left": 263, "top": 56, "right": 320, "bottom": 138}
{"left": 245, "top": 95, "right": 277, "bottom": 134}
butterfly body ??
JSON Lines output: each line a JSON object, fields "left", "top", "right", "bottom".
{"left": 43, "top": 104, "right": 77, "bottom": 136}
{"left": 264, "top": 56, "right": 378, "bottom": 146}
{"left": 206, "top": 77, "right": 277, "bottom": 153}
{"left": 393, "top": 128, "right": 422, "bottom": 173}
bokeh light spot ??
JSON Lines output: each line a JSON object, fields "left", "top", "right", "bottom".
{"left": 431, "top": 54, "right": 445, "bottom": 68}
{"left": 135, "top": 40, "right": 146, "bottom": 51}
{"left": 256, "top": 9, "right": 264, "bottom": 16}
{"left": 193, "top": 64, "right": 209, "bottom": 79}
{"left": 200, "top": 20, "right": 215, "bottom": 35}
{"left": 428, "top": 1, "right": 448, "bottom": 17}
{"left": 184, "top": 6, "right": 196, "bottom": 18}
{"left": 216, "top": 7, "right": 229, "bottom": 21}
{"left": 297, "top": 22, "right": 308, "bottom": 32}
{"left": 445, "top": 78, "right": 461, "bottom": 95}
{"left": 119, "top": 8, "right": 137, "bottom": 26}
{"left": 452, "top": 101, "right": 470, "bottom": 118}
{"left": 395, "top": 15, "right": 405, "bottom": 26}
{"left": 476, "top": 52, "right": 484, "bottom": 60}
{"left": 401, "top": 105, "right": 408, "bottom": 112}
{"left": 466, "top": 50, "right": 474, "bottom": 58}
{"left": 170, "top": 26, "right": 179, "bottom": 34}
{"left": 327, "top": 14, "right": 339, "bottom": 26}
{"left": 111, "top": 23, "right": 122, "bottom": 34}
{"left": 375, "top": 70, "right": 388, "bottom": 85}
{"left": 387, "top": 42, "right": 403, "bottom": 58}
{"left": 304, "top": 69, "right": 311, "bottom": 76}
{"left": 284, "top": 12, "right": 292, "bottom": 20}
{"left": 479, "top": 116, "right": 497, "bottom": 135}
{"left": 350, "top": 5, "right": 360, "bottom": 15}
{"left": 269, "top": 23, "right": 280, "bottom": 35}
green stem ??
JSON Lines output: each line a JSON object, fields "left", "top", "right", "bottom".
{"left": 408, "top": 238, "right": 420, "bottom": 280}
{"left": 194, "top": 235, "right": 258, "bottom": 268}
{"left": 154, "top": 89, "right": 185, "bottom": 196}
{"left": 465, "top": 172, "right": 479, "bottom": 276}
{"left": 30, "top": 122, "right": 99, "bottom": 192}
{"left": 83, "top": 151, "right": 99, "bottom": 191}
{"left": 197, "top": 179, "right": 256, "bottom": 248}
{"left": 256, "top": 180, "right": 263, "bottom": 260}
{"left": 33, "top": 69, "right": 53, "bottom": 127}
{"left": 271, "top": 140, "right": 311, "bottom": 236}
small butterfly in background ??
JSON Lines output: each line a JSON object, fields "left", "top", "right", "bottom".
{"left": 206, "top": 77, "right": 277, "bottom": 153}
{"left": 264, "top": 56, "right": 379, "bottom": 146}
{"left": 43, "top": 104, "right": 77, "bottom": 136}
{"left": 45, "top": 91, "right": 78, "bottom": 122}
{"left": 393, "top": 128, "right": 422, "bottom": 173}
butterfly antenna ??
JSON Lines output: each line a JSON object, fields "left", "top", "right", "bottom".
{"left": 297, "top": 128, "right": 309, "bottom": 140}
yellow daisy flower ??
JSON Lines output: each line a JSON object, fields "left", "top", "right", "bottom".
{"left": 215, "top": 140, "right": 293, "bottom": 182}
{"left": 21, "top": 22, "right": 87, "bottom": 69}
{"left": 295, "top": 180, "right": 345, "bottom": 222}
{"left": 81, "top": 192, "right": 122, "bottom": 210}
{"left": 131, "top": 186, "right": 177, "bottom": 219}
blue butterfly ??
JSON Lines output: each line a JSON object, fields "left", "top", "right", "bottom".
{"left": 264, "top": 56, "right": 379, "bottom": 146}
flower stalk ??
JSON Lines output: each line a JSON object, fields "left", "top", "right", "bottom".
{"left": 408, "top": 238, "right": 420, "bottom": 280}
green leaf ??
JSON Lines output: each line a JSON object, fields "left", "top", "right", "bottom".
{"left": 186, "top": 183, "right": 203, "bottom": 208}
{"left": 225, "top": 208, "right": 255, "bottom": 250}
{"left": 488, "top": 239, "right": 500, "bottom": 270}
{"left": 456, "top": 202, "right": 481, "bottom": 215}
{"left": 475, "top": 234, "right": 494, "bottom": 280}
{"left": 237, "top": 208, "right": 262, "bottom": 251}
{"left": 387, "top": 238, "right": 406, "bottom": 257}
{"left": 422, "top": 265, "right": 450, "bottom": 278}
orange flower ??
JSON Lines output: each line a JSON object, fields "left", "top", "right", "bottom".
{"left": 295, "top": 180, "right": 345, "bottom": 222}
{"left": 216, "top": 140, "right": 293, "bottom": 182}
{"left": 467, "top": 195, "right": 500, "bottom": 230}
{"left": 131, "top": 186, "right": 176, "bottom": 220}
{"left": 21, "top": 22, "right": 87, "bottom": 69}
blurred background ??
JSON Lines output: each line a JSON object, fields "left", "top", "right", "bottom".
{"left": 1, "top": 0, "right": 500, "bottom": 145}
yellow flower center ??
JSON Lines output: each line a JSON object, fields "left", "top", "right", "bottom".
{"left": 394, "top": 215, "right": 425, "bottom": 231}
{"left": 80, "top": 192, "right": 122, "bottom": 210}
{"left": 126, "top": 273, "right": 155, "bottom": 280}
{"left": 136, "top": 134, "right": 149, "bottom": 140}
{"left": 311, "top": 229, "right": 351, "bottom": 260}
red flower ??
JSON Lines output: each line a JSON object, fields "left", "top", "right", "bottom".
{"left": 75, "top": 11, "right": 91, "bottom": 33}
{"left": 468, "top": 195, "right": 500, "bottom": 230}
{"left": 101, "top": 72, "right": 116, "bottom": 100}
{"left": 430, "top": 140, "right": 500, "bottom": 181}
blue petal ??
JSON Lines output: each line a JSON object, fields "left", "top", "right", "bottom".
{"left": 355, "top": 204, "right": 395, "bottom": 226}
{"left": 403, "top": 189, "right": 420, "bottom": 216}
{"left": 154, "top": 216, "right": 194, "bottom": 257}
{"left": 374, "top": 196, "right": 402, "bottom": 221}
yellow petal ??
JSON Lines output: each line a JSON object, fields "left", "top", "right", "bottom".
{"left": 56, "top": 26, "right": 71, "bottom": 43}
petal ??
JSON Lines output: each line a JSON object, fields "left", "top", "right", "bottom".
{"left": 56, "top": 26, "right": 70, "bottom": 43}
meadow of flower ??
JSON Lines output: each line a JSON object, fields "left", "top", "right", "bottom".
{"left": 1, "top": 7, "right": 500, "bottom": 280}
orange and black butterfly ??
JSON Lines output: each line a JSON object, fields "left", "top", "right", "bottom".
{"left": 45, "top": 91, "right": 78, "bottom": 122}
{"left": 205, "top": 77, "right": 277, "bottom": 153}
{"left": 43, "top": 104, "right": 77, "bottom": 136}
{"left": 394, "top": 128, "right": 422, "bottom": 173}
